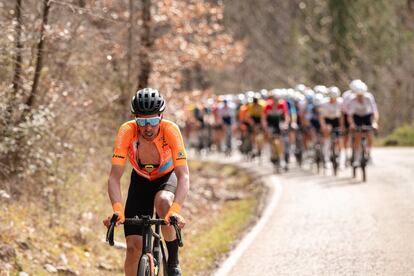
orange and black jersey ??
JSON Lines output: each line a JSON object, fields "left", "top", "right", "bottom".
{"left": 112, "top": 119, "right": 187, "bottom": 181}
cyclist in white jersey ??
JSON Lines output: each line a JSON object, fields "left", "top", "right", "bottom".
{"left": 320, "top": 86, "right": 344, "bottom": 163}
{"left": 347, "top": 80, "right": 379, "bottom": 164}
{"left": 218, "top": 98, "right": 236, "bottom": 153}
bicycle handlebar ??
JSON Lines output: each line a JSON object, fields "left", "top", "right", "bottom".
{"left": 106, "top": 214, "right": 184, "bottom": 248}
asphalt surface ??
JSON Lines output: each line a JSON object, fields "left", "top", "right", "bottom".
{"left": 213, "top": 148, "right": 414, "bottom": 276}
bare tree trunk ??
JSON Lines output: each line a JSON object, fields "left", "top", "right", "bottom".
{"left": 137, "top": 0, "right": 152, "bottom": 90}
{"left": 12, "top": 0, "right": 23, "bottom": 95}
{"left": 127, "top": 0, "right": 134, "bottom": 95}
{"left": 119, "top": 0, "right": 135, "bottom": 115}
{"left": 26, "top": 0, "right": 51, "bottom": 110}
{"left": 6, "top": 0, "right": 23, "bottom": 125}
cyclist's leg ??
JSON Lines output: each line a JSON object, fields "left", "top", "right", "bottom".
{"left": 153, "top": 171, "right": 181, "bottom": 273}
{"left": 364, "top": 114, "right": 374, "bottom": 160}
{"left": 125, "top": 236, "right": 142, "bottom": 276}
{"left": 352, "top": 115, "right": 363, "bottom": 164}
{"left": 124, "top": 170, "right": 159, "bottom": 276}
{"left": 323, "top": 120, "right": 332, "bottom": 162}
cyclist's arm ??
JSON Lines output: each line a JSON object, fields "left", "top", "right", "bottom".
{"left": 290, "top": 103, "right": 298, "bottom": 125}
{"left": 370, "top": 95, "right": 379, "bottom": 125}
{"left": 348, "top": 113, "right": 355, "bottom": 128}
{"left": 108, "top": 165, "right": 125, "bottom": 204}
{"left": 108, "top": 122, "right": 132, "bottom": 205}
{"left": 165, "top": 122, "right": 190, "bottom": 206}
{"left": 339, "top": 113, "right": 345, "bottom": 129}
{"left": 261, "top": 109, "right": 268, "bottom": 130}
{"left": 319, "top": 115, "right": 327, "bottom": 130}
{"left": 173, "top": 165, "right": 190, "bottom": 206}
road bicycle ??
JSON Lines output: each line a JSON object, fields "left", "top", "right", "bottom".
{"left": 294, "top": 127, "right": 304, "bottom": 168}
{"left": 238, "top": 123, "right": 254, "bottom": 160}
{"left": 106, "top": 214, "right": 183, "bottom": 276}
{"left": 351, "top": 126, "right": 374, "bottom": 182}
{"left": 312, "top": 131, "right": 324, "bottom": 173}
{"left": 329, "top": 127, "right": 343, "bottom": 176}
{"left": 282, "top": 129, "right": 290, "bottom": 171}
{"left": 269, "top": 130, "right": 283, "bottom": 173}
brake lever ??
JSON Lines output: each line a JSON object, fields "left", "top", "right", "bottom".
{"left": 106, "top": 214, "right": 118, "bottom": 246}
{"left": 169, "top": 216, "right": 184, "bottom": 247}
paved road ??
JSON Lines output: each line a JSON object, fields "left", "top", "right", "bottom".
{"left": 215, "top": 148, "right": 414, "bottom": 276}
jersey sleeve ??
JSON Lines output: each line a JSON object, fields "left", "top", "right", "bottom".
{"left": 165, "top": 122, "right": 188, "bottom": 167}
{"left": 347, "top": 99, "right": 355, "bottom": 115}
{"left": 369, "top": 93, "right": 378, "bottom": 114}
{"left": 111, "top": 123, "right": 133, "bottom": 166}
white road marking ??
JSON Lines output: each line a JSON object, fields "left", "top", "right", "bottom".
{"left": 214, "top": 175, "right": 284, "bottom": 276}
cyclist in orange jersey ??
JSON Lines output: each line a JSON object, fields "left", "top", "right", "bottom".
{"left": 106, "top": 88, "right": 189, "bottom": 276}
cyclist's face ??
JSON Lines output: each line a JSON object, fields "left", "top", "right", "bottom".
{"left": 136, "top": 114, "right": 162, "bottom": 140}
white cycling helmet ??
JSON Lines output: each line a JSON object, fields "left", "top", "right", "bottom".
{"left": 286, "top": 88, "right": 295, "bottom": 100}
{"left": 295, "top": 84, "right": 307, "bottom": 93}
{"left": 349, "top": 79, "right": 367, "bottom": 95}
{"left": 260, "top": 89, "right": 269, "bottom": 99}
{"left": 295, "top": 91, "right": 305, "bottom": 102}
{"left": 313, "top": 93, "right": 325, "bottom": 106}
{"left": 314, "top": 85, "right": 328, "bottom": 95}
{"left": 328, "top": 86, "right": 341, "bottom": 98}
{"left": 237, "top": 93, "right": 246, "bottom": 104}
{"left": 304, "top": 88, "right": 315, "bottom": 98}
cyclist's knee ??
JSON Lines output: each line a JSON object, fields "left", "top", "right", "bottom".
{"left": 126, "top": 237, "right": 142, "bottom": 258}
{"left": 155, "top": 191, "right": 174, "bottom": 217}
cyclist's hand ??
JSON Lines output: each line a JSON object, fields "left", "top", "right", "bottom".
{"left": 165, "top": 202, "right": 185, "bottom": 227}
{"left": 112, "top": 202, "right": 125, "bottom": 225}
{"left": 171, "top": 214, "right": 186, "bottom": 229}
{"left": 350, "top": 123, "right": 356, "bottom": 130}
{"left": 372, "top": 122, "right": 379, "bottom": 130}
{"left": 103, "top": 216, "right": 111, "bottom": 228}
{"left": 291, "top": 122, "right": 298, "bottom": 130}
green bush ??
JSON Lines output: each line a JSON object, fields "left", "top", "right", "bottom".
{"left": 381, "top": 123, "right": 414, "bottom": 146}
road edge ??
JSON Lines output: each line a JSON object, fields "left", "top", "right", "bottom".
{"left": 214, "top": 174, "right": 284, "bottom": 276}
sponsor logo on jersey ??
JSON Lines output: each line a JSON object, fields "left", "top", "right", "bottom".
{"left": 176, "top": 157, "right": 187, "bottom": 161}
{"left": 177, "top": 152, "right": 185, "bottom": 157}
{"left": 113, "top": 154, "right": 125, "bottom": 159}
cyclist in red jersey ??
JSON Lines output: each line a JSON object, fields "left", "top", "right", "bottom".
{"left": 105, "top": 88, "right": 189, "bottom": 276}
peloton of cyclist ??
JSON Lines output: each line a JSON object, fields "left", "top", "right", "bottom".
{"left": 106, "top": 88, "right": 189, "bottom": 276}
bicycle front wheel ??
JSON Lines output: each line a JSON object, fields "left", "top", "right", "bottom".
{"left": 154, "top": 241, "right": 168, "bottom": 276}
{"left": 138, "top": 254, "right": 154, "bottom": 276}
{"left": 362, "top": 165, "right": 367, "bottom": 182}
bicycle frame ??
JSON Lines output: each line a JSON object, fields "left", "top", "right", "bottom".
{"left": 350, "top": 126, "right": 373, "bottom": 181}
{"left": 329, "top": 127, "right": 342, "bottom": 175}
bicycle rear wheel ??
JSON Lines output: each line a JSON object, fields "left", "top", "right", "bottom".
{"left": 333, "top": 161, "right": 338, "bottom": 176}
{"left": 362, "top": 165, "right": 366, "bottom": 182}
{"left": 138, "top": 254, "right": 154, "bottom": 276}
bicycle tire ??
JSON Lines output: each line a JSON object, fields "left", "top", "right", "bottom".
{"left": 316, "top": 158, "right": 320, "bottom": 173}
{"left": 296, "top": 150, "right": 303, "bottom": 167}
{"left": 160, "top": 241, "right": 168, "bottom": 276}
{"left": 138, "top": 253, "right": 154, "bottom": 276}
{"left": 362, "top": 165, "right": 366, "bottom": 182}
